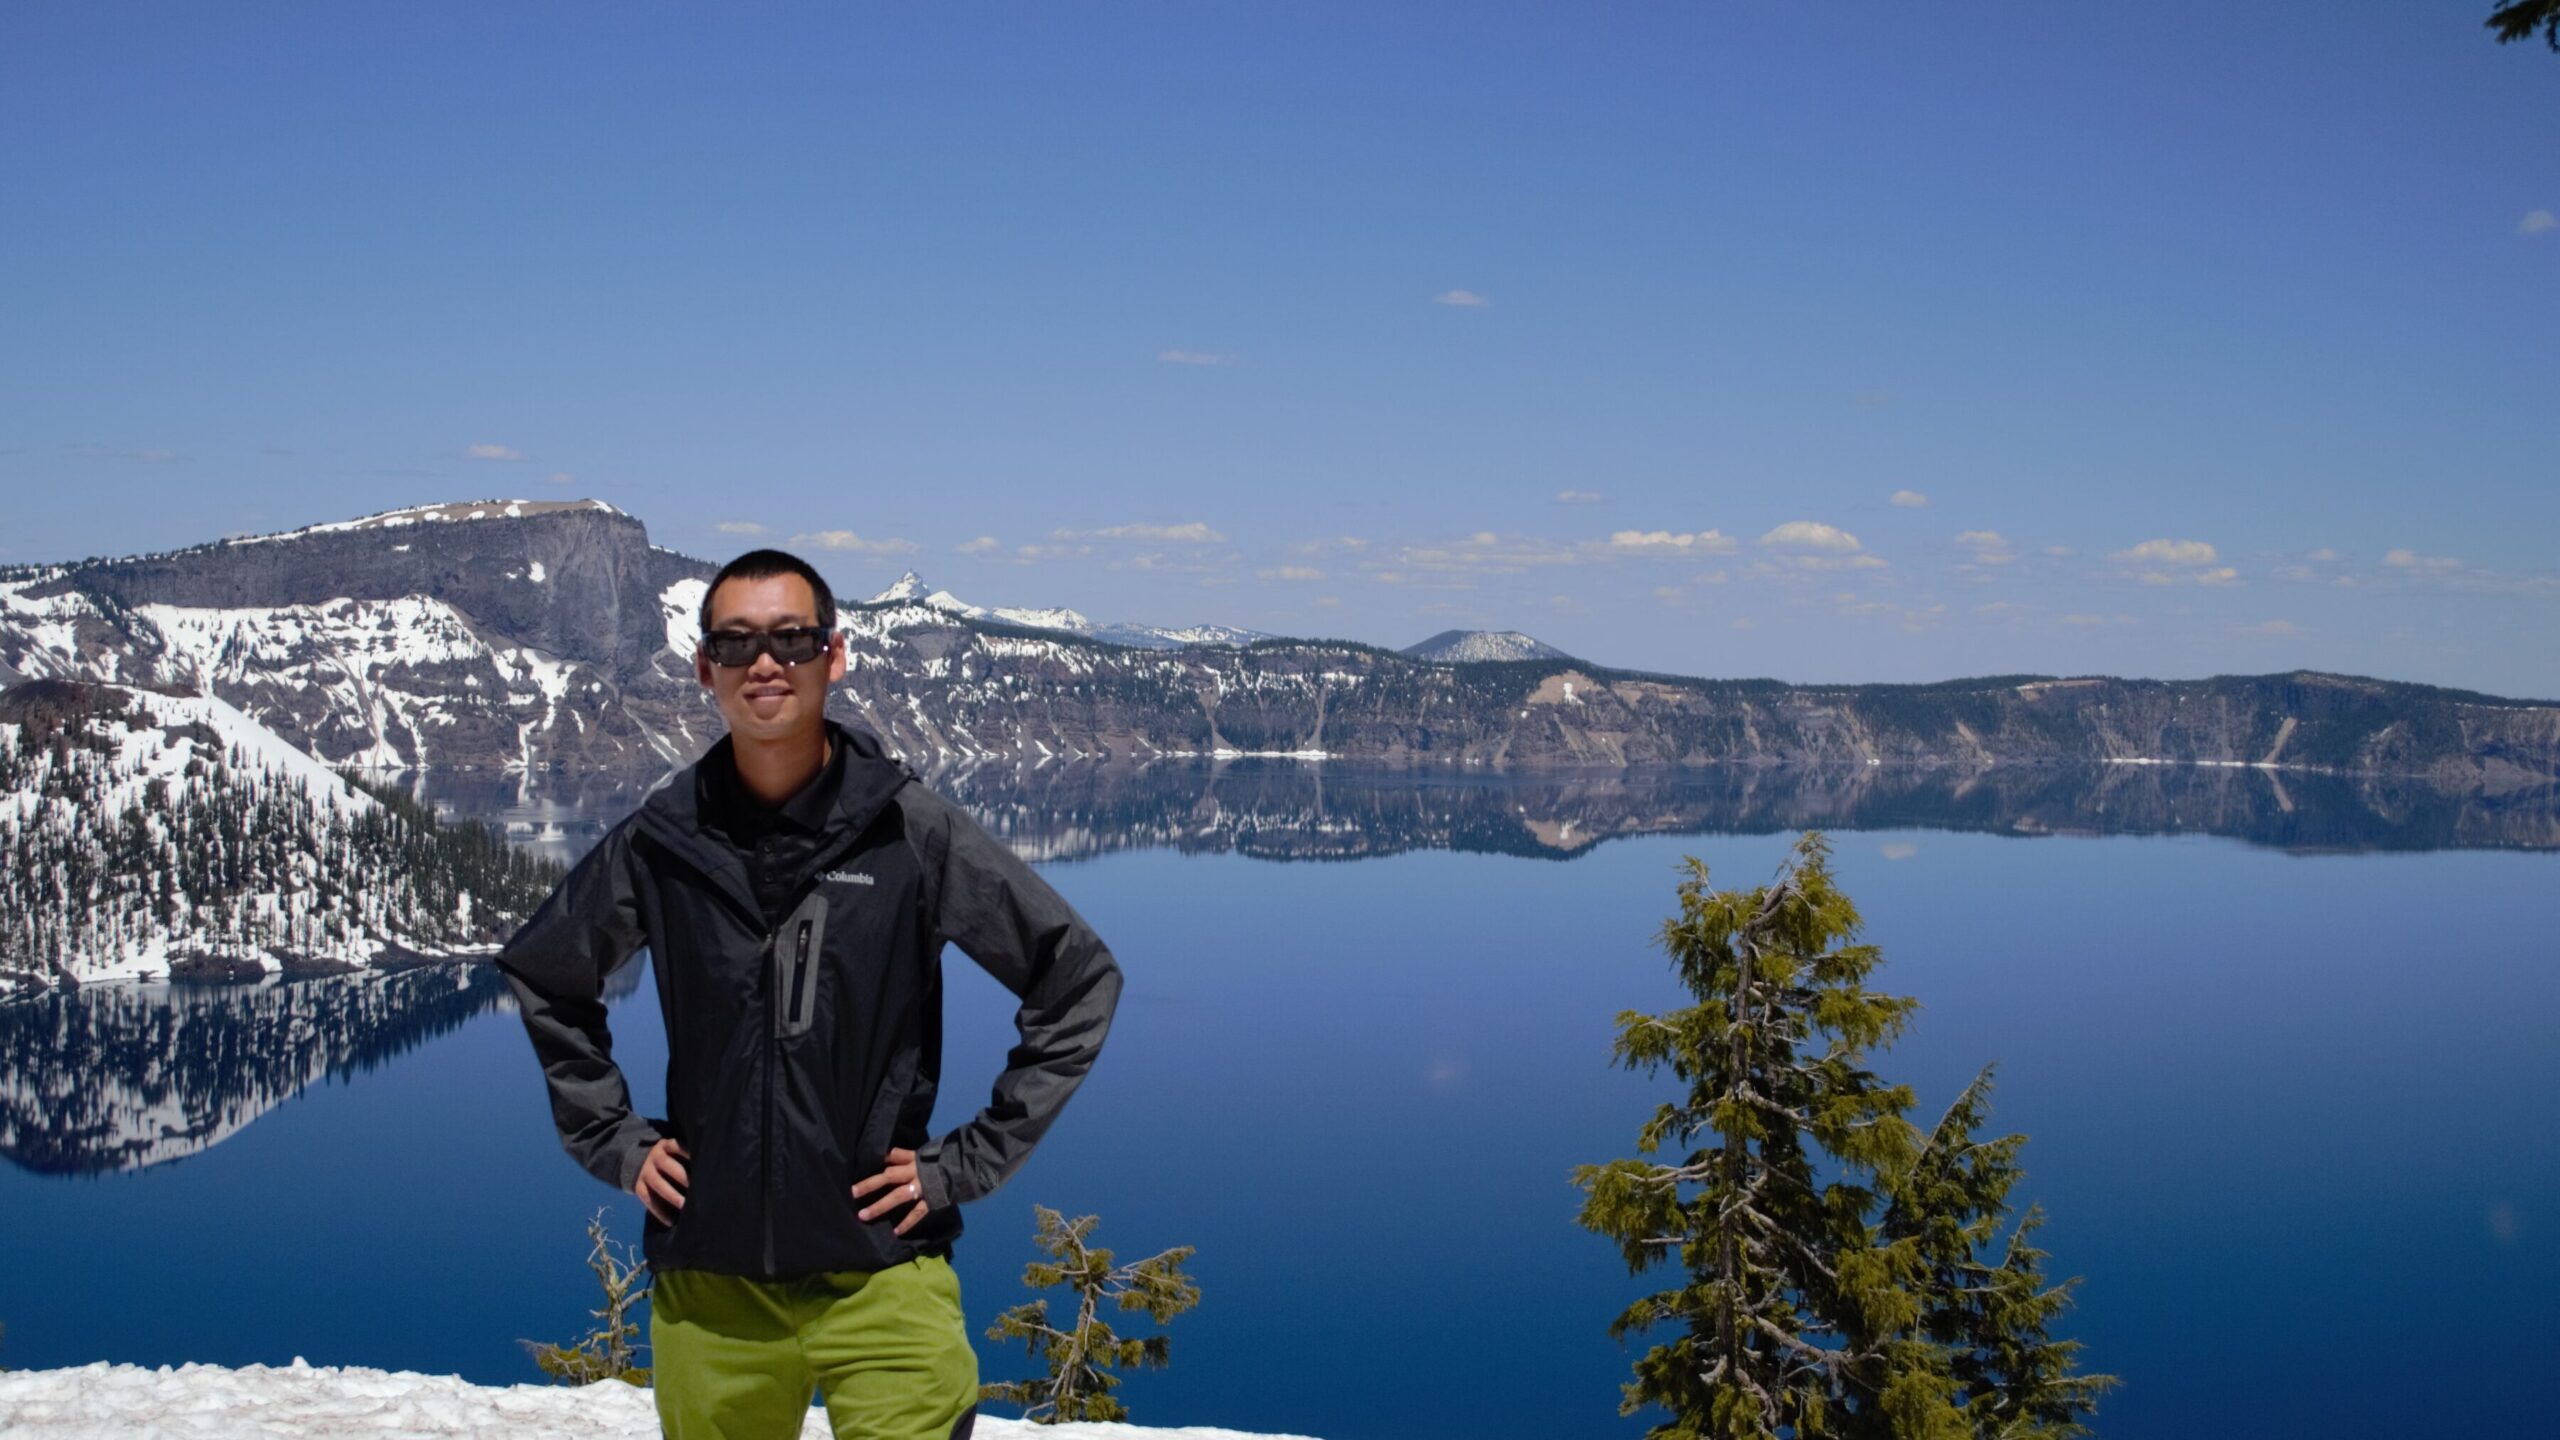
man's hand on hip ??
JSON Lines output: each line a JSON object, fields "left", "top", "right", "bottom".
{"left": 852, "top": 1146, "right": 931, "bottom": 1235}
{"left": 634, "top": 1137, "right": 690, "bottom": 1225}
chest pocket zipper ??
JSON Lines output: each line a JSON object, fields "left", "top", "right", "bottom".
{"left": 773, "top": 895, "right": 829, "bottom": 1038}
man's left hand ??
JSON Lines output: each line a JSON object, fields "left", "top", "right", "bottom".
{"left": 852, "top": 1146, "right": 930, "bottom": 1235}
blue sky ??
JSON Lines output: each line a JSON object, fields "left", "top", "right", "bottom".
{"left": 4, "top": 3, "right": 2555, "bottom": 695}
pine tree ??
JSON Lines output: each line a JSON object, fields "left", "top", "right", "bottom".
{"left": 1879, "top": 1067, "right": 2116, "bottom": 1438}
{"left": 520, "top": 1209, "right": 652, "bottom": 1387}
{"left": 980, "top": 1206, "right": 1200, "bottom": 1424}
{"left": 1573, "top": 832, "right": 2110, "bottom": 1439}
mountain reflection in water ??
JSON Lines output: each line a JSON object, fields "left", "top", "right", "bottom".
{"left": 15, "top": 757, "right": 2552, "bottom": 1177}
{"left": 0, "top": 960, "right": 645, "bottom": 1176}
{"left": 418, "top": 756, "right": 2560, "bottom": 863}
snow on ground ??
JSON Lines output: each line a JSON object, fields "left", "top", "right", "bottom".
{"left": 0, "top": 1361, "right": 1325, "bottom": 1439}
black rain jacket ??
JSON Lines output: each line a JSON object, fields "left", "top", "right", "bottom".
{"left": 496, "top": 719, "right": 1123, "bottom": 1279}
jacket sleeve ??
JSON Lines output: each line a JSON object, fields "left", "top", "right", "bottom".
{"left": 494, "top": 818, "right": 664, "bottom": 1195}
{"left": 901, "top": 782, "right": 1124, "bottom": 1210}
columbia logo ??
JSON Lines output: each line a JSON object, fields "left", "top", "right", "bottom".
{"left": 822, "top": 870, "right": 876, "bottom": 887}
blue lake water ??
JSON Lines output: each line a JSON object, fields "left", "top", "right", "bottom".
{"left": 2, "top": 768, "right": 2554, "bottom": 1438}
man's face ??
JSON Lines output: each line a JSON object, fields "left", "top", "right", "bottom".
{"left": 695, "top": 571, "right": 846, "bottom": 744}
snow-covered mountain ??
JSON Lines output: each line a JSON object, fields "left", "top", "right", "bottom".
{"left": 863, "top": 570, "right": 1270, "bottom": 650}
{"left": 7, "top": 500, "right": 2554, "bottom": 780}
{"left": 0, "top": 499, "right": 717, "bottom": 772}
{"left": 1398, "top": 628, "right": 1576, "bottom": 663}
{"left": 0, "top": 679, "right": 561, "bottom": 994}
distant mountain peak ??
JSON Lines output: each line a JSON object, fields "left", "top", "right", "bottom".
{"left": 871, "top": 569, "right": 933, "bottom": 604}
{"left": 1400, "top": 629, "right": 1575, "bottom": 663}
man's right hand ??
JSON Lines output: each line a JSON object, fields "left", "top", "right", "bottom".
{"left": 634, "top": 1137, "right": 690, "bottom": 1225}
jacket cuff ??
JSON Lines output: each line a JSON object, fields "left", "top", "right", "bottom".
{"left": 915, "top": 1140, "right": 960, "bottom": 1211}
{"left": 613, "top": 1127, "right": 663, "bottom": 1194}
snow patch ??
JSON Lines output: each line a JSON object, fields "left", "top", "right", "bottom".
{"left": 661, "top": 578, "right": 709, "bottom": 662}
{"left": 219, "top": 498, "right": 618, "bottom": 547}
{"left": 0, "top": 1361, "right": 1325, "bottom": 1439}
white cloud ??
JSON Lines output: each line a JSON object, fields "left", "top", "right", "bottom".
{"left": 2108, "top": 538, "right": 2234, "bottom": 585}
{"left": 2306, "top": 547, "right": 2340, "bottom": 562}
{"left": 1890, "top": 489, "right": 1929, "bottom": 509}
{"left": 788, "top": 530, "right": 920, "bottom": 555}
{"left": 1554, "top": 489, "right": 1605, "bottom": 505}
{"left": 2244, "top": 619, "right": 2299, "bottom": 635}
{"left": 1953, "top": 530, "right": 2015, "bottom": 565}
{"left": 1759, "top": 520, "right": 1865, "bottom": 553}
{"left": 955, "top": 536, "right": 1000, "bottom": 555}
{"left": 1157, "top": 350, "right": 1238, "bottom": 366}
{"left": 1259, "top": 565, "right": 1326, "bottom": 582}
{"left": 2114, "top": 538, "right": 2219, "bottom": 567}
{"left": 2044, "top": 545, "right": 2075, "bottom": 557}
{"left": 2062, "top": 612, "right": 2136, "bottom": 626}
{"left": 1058, "top": 521, "right": 1229, "bottom": 544}
{"left": 1434, "top": 289, "right": 1491, "bottom": 308}
{"left": 465, "top": 443, "right": 522, "bottom": 462}
{"left": 1313, "top": 595, "right": 1342, "bottom": 608}
{"left": 1879, "top": 842, "right": 1918, "bottom": 861}
{"left": 2521, "top": 209, "right": 2558, "bottom": 236}
{"left": 715, "top": 521, "right": 769, "bottom": 537}
{"left": 1605, "top": 528, "right": 1739, "bottom": 556}
{"left": 545, "top": 472, "right": 576, "bottom": 487}
{"left": 2383, "top": 547, "right": 2464, "bottom": 576}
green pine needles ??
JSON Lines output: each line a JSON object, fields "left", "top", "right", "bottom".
{"left": 1573, "top": 832, "right": 2115, "bottom": 1439}
{"left": 981, "top": 1206, "right": 1201, "bottom": 1424}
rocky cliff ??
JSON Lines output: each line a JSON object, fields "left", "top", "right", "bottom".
{"left": 5, "top": 499, "right": 2556, "bottom": 787}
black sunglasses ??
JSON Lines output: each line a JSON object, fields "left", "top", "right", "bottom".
{"left": 698, "top": 625, "right": 835, "bottom": 668}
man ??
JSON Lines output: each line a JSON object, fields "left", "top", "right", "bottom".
{"left": 497, "top": 548, "right": 1123, "bottom": 1440}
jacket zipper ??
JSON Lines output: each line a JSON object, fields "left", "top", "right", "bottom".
{"left": 761, "top": 928, "right": 778, "bottom": 1277}
{"left": 787, "top": 918, "right": 814, "bottom": 1027}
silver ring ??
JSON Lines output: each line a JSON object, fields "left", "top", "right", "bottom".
{"left": 908, "top": 1181, "right": 921, "bottom": 1201}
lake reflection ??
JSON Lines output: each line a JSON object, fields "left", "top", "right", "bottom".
{"left": 1, "top": 762, "right": 2553, "bottom": 1439}
{"left": 415, "top": 757, "right": 2560, "bottom": 863}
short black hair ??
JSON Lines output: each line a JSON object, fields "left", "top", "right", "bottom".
{"left": 700, "top": 549, "right": 838, "bottom": 633}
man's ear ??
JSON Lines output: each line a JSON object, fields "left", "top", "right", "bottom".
{"left": 825, "top": 631, "right": 847, "bottom": 685}
{"left": 695, "top": 650, "right": 714, "bottom": 690}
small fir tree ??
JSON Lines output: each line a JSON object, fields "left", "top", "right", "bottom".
{"left": 1573, "top": 832, "right": 2111, "bottom": 1439}
{"left": 980, "top": 1205, "right": 1200, "bottom": 1424}
{"left": 1880, "top": 1066, "right": 2116, "bottom": 1438}
{"left": 519, "top": 1209, "right": 652, "bottom": 1387}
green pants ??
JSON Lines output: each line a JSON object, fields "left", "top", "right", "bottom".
{"left": 650, "top": 1254, "right": 980, "bottom": 1440}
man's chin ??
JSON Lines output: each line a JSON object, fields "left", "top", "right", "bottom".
{"left": 722, "top": 700, "right": 818, "bottom": 741}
